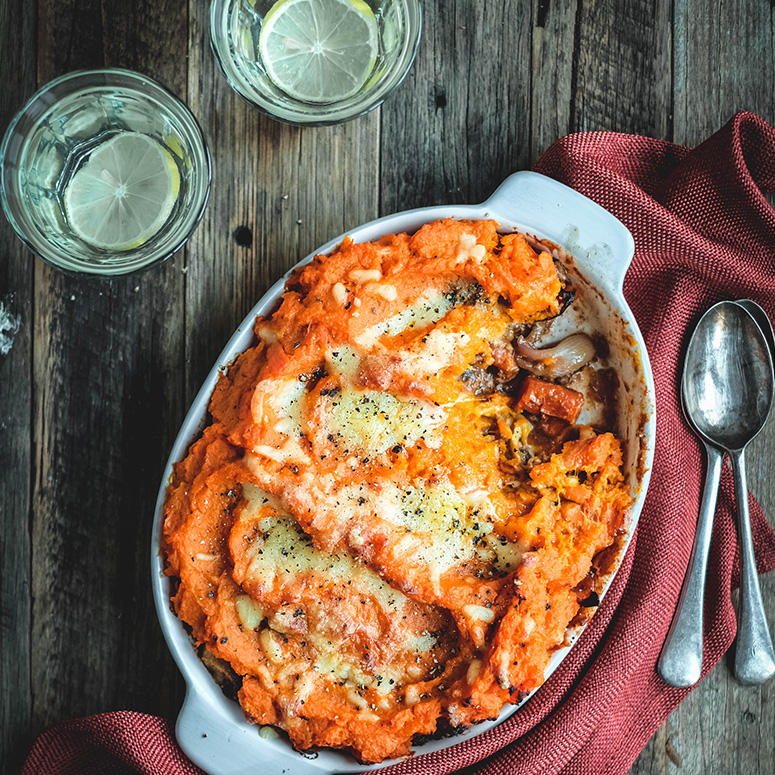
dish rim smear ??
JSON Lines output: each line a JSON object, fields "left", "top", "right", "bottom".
{"left": 151, "top": 170, "right": 657, "bottom": 775}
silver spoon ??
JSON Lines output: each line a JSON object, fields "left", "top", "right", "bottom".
{"left": 658, "top": 301, "right": 775, "bottom": 687}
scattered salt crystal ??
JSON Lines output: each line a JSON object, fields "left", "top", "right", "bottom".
{"left": 0, "top": 295, "right": 21, "bottom": 356}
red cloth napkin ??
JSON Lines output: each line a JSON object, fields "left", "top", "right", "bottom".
{"left": 21, "top": 111, "right": 775, "bottom": 775}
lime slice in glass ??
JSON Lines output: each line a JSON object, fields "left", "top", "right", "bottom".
{"left": 64, "top": 132, "right": 181, "bottom": 251}
{"left": 258, "top": 0, "right": 379, "bottom": 104}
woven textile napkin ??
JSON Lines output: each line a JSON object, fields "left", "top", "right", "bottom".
{"left": 21, "top": 111, "right": 775, "bottom": 775}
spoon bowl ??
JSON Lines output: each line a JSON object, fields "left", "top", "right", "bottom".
{"left": 682, "top": 302, "right": 773, "bottom": 450}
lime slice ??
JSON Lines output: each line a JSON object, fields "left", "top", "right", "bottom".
{"left": 64, "top": 132, "right": 181, "bottom": 251}
{"left": 258, "top": 0, "right": 379, "bottom": 104}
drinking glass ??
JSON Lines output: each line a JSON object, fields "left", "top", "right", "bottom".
{"left": 0, "top": 69, "right": 211, "bottom": 276}
{"left": 210, "top": 0, "right": 422, "bottom": 126}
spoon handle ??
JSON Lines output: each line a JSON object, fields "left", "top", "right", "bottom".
{"left": 729, "top": 448, "right": 775, "bottom": 684}
{"left": 658, "top": 442, "right": 723, "bottom": 687}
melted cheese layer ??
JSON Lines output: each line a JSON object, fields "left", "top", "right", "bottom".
{"left": 240, "top": 484, "right": 408, "bottom": 613}
{"left": 318, "top": 386, "right": 446, "bottom": 455}
{"left": 234, "top": 484, "right": 452, "bottom": 697}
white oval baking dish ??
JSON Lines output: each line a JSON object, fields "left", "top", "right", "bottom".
{"left": 151, "top": 170, "right": 656, "bottom": 775}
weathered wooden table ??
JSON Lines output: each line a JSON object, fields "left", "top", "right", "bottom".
{"left": 2, "top": 1, "right": 774, "bottom": 773}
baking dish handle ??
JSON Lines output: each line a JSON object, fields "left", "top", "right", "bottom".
{"left": 176, "top": 686, "right": 335, "bottom": 775}
{"left": 482, "top": 171, "right": 636, "bottom": 297}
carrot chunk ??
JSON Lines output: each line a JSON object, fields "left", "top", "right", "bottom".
{"left": 515, "top": 375, "right": 584, "bottom": 423}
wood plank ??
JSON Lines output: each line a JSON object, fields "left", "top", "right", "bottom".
{"left": 380, "top": 0, "right": 532, "bottom": 213}
{"left": 0, "top": 1, "right": 37, "bottom": 771}
{"left": 530, "top": 0, "right": 577, "bottom": 164}
{"left": 673, "top": 0, "right": 775, "bottom": 146}
{"left": 184, "top": 3, "right": 380, "bottom": 403}
{"left": 30, "top": 0, "right": 188, "bottom": 735}
{"left": 572, "top": 0, "right": 672, "bottom": 140}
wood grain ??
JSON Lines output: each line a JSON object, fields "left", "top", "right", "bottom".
{"left": 0, "top": 1, "right": 36, "bottom": 772}
{"left": 673, "top": 0, "right": 775, "bottom": 146}
{"left": 530, "top": 0, "right": 577, "bottom": 164}
{"left": 29, "top": 0, "right": 188, "bottom": 737}
{"left": 572, "top": 0, "right": 673, "bottom": 139}
{"left": 380, "top": 0, "right": 532, "bottom": 213}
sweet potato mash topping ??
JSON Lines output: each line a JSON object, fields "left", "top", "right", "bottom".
{"left": 163, "top": 219, "right": 632, "bottom": 763}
